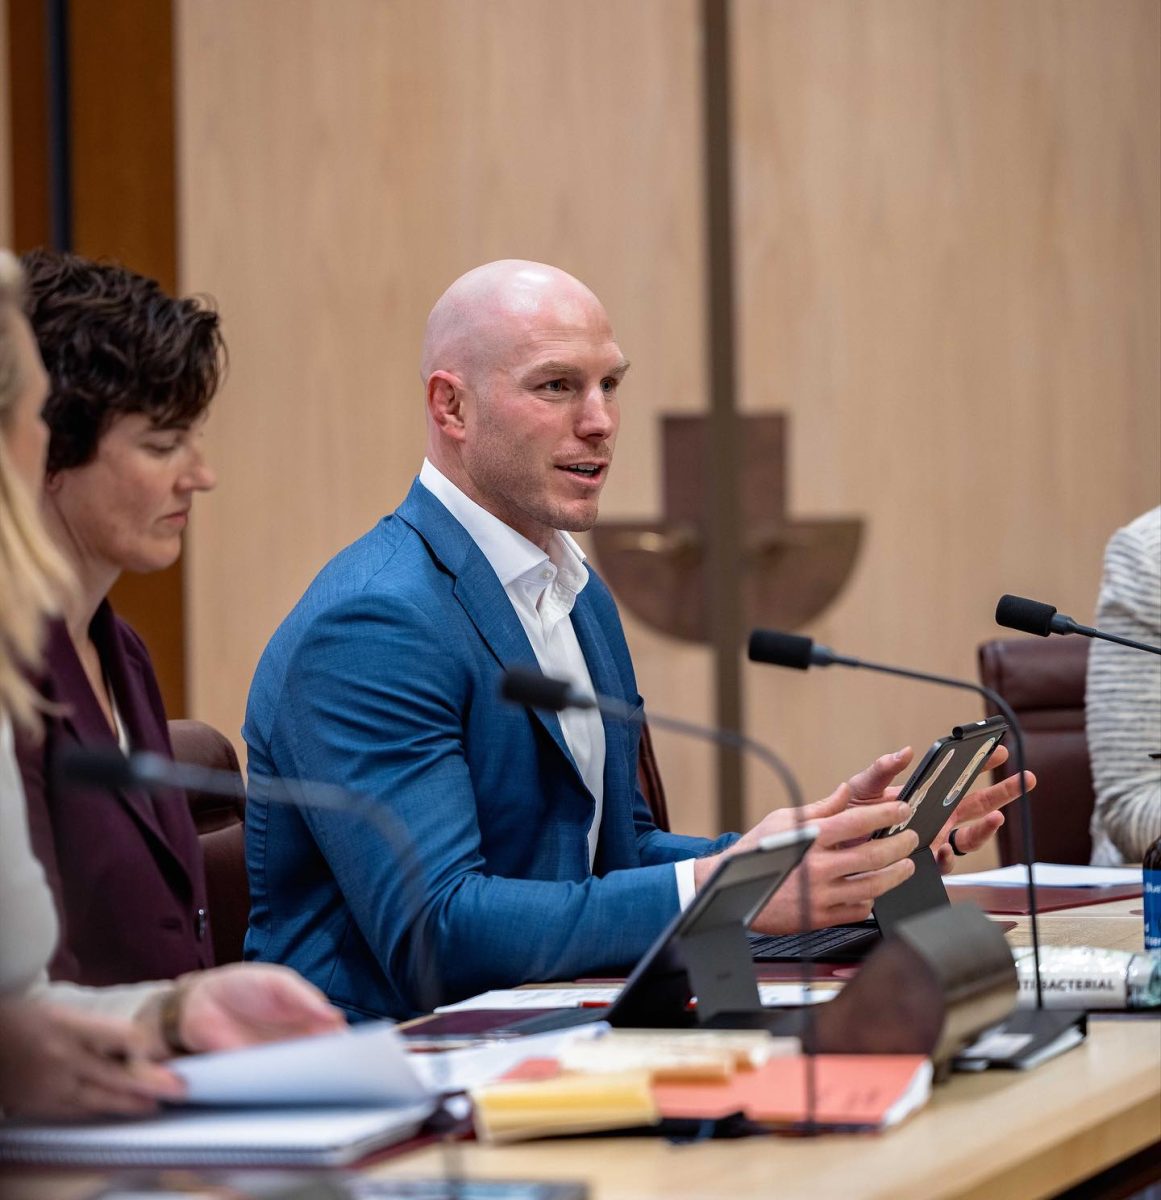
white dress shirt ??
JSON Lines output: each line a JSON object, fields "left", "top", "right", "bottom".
{"left": 418, "top": 460, "right": 695, "bottom": 903}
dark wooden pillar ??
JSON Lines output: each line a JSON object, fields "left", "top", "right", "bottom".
{"left": 4, "top": 0, "right": 187, "bottom": 716}
{"left": 702, "top": 0, "right": 743, "bottom": 832}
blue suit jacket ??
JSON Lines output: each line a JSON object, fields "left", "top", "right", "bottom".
{"left": 243, "top": 480, "right": 735, "bottom": 1019}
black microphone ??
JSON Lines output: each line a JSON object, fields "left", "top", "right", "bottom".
{"left": 996, "top": 593, "right": 1161, "bottom": 656}
{"left": 746, "top": 629, "right": 855, "bottom": 671}
{"left": 499, "top": 667, "right": 591, "bottom": 716}
{"left": 748, "top": 627, "right": 1062, "bottom": 1020}
{"left": 500, "top": 666, "right": 802, "bottom": 808}
{"left": 55, "top": 747, "right": 242, "bottom": 798}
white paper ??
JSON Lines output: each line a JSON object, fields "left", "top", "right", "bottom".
{"left": 435, "top": 983, "right": 838, "bottom": 1014}
{"left": 173, "top": 1020, "right": 432, "bottom": 1107}
{"left": 760, "top": 982, "right": 840, "bottom": 1006}
{"left": 435, "top": 987, "right": 622, "bottom": 1012}
{"left": 945, "top": 862, "right": 1142, "bottom": 888}
{"left": 409, "top": 1024, "right": 608, "bottom": 1093}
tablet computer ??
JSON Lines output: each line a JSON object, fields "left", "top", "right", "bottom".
{"left": 750, "top": 715, "right": 1008, "bottom": 963}
{"left": 512, "top": 823, "right": 819, "bottom": 1034}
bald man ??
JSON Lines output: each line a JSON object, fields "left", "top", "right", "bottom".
{"left": 243, "top": 261, "right": 1021, "bottom": 1020}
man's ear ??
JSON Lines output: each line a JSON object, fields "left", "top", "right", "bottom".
{"left": 43, "top": 470, "right": 62, "bottom": 494}
{"left": 426, "top": 371, "right": 468, "bottom": 441}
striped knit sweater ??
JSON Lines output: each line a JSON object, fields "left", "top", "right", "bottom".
{"left": 1086, "top": 506, "right": 1161, "bottom": 865}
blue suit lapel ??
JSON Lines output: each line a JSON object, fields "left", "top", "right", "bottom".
{"left": 571, "top": 587, "right": 638, "bottom": 869}
{"left": 396, "top": 480, "right": 584, "bottom": 785}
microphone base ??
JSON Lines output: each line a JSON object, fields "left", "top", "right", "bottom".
{"left": 954, "top": 1008, "right": 1088, "bottom": 1071}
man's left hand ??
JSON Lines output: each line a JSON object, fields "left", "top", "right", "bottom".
{"left": 930, "top": 745, "right": 1034, "bottom": 872}
{"left": 844, "top": 743, "right": 1034, "bottom": 873}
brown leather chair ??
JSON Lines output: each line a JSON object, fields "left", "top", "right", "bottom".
{"left": 976, "top": 637, "right": 1093, "bottom": 865}
{"left": 168, "top": 719, "right": 249, "bottom": 965}
{"left": 169, "top": 714, "right": 670, "bottom": 967}
{"left": 636, "top": 719, "right": 671, "bottom": 832}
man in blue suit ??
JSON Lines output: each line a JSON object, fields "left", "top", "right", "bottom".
{"left": 243, "top": 261, "right": 1023, "bottom": 1020}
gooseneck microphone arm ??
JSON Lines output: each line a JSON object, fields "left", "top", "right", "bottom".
{"left": 996, "top": 593, "right": 1161, "bottom": 656}
{"left": 500, "top": 664, "right": 824, "bottom": 1128}
{"left": 747, "top": 630, "right": 1046, "bottom": 1009}
{"left": 53, "top": 747, "right": 443, "bottom": 1017}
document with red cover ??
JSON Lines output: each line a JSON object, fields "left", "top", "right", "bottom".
{"left": 949, "top": 883, "right": 1142, "bottom": 914}
{"left": 652, "top": 1054, "right": 932, "bottom": 1130}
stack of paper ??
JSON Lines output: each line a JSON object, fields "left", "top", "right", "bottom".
{"left": 473, "top": 1065, "right": 659, "bottom": 1142}
{"left": 946, "top": 863, "right": 1142, "bottom": 887}
{"left": 470, "top": 1028, "right": 932, "bottom": 1141}
{"left": 556, "top": 1029, "right": 797, "bottom": 1079}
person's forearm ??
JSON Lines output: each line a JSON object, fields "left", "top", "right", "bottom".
{"left": 28, "top": 973, "right": 175, "bottom": 1057}
{"left": 394, "top": 865, "right": 682, "bottom": 1014}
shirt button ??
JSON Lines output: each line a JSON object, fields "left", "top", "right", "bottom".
{"left": 541, "top": 569, "right": 554, "bottom": 581}
{"left": 195, "top": 908, "right": 208, "bottom": 940}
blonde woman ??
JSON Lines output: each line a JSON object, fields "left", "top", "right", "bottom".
{"left": 0, "top": 251, "right": 344, "bottom": 1117}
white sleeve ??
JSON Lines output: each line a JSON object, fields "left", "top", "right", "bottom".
{"left": 674, "top": 859, "right": 697, "bottom": 911}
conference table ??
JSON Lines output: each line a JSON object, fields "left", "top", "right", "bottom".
{"left": 2, "top": 897, "right": 1158, "bottom": 1200}
{"left": 371, "top": 894, "right": 1161, "bottom": 1200}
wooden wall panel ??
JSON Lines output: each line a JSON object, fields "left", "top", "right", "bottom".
{"left": 175, "top": 0, "right": 717, "bottom": 832}
{"left": 734, "top": 0, "right": 1161, "bottom": 863}
{"left": 177, "top": 0, "right": 1159, "bottom": 859}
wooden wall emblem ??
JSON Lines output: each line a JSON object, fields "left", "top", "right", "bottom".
{"left": 592, "top": 414, "right": 863, "bottom": 643}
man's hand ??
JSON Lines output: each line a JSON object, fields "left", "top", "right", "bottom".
{"left": 139, "top": 963, "right": 347, "bottom": 1057}
{"left": 693, "top": 749, "right": 922, "bottom": 932}
{"left": 0, "top": 998, "right": 185, "bottom": 1118}
{"left": 828, "top": 743, "right": 1033, "bottom": 873}
{"left": 930, "top": 745, "right": 1034, "bottom": 872}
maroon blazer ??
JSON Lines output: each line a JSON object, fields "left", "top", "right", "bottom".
{"left": 16, "top": 602, "right": 214, "bottom": 985}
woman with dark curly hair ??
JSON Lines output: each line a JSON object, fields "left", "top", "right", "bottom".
{"left": 15, "top": 250, "right": 228, "bottom": 988}
{"left": 0, "top": 248, "right": 344, "bottom": 1117}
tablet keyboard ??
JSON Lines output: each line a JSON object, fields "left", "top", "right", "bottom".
{"left": 747, "top": 923, "right": 880, "bottom": 962}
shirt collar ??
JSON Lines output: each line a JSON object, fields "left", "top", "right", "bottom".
{"left": 419, "top": 458, "right": 588, "bottom": 591}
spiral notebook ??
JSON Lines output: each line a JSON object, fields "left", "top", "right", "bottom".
{"left": 0, "top": 1019, "right": 441, "bottom": 1168}
{"left": 0, "top": 1102, "right": 434, "bottom": 1168}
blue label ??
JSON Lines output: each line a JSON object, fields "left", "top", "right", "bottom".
{"left": 1145, "top": 869, "right": 1161, "bottom": 952}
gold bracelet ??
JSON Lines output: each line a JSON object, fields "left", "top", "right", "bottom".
{"left": 159, "top": 981, "right": 192, "bottom": 1055}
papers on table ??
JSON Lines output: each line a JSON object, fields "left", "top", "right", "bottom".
{"left": 435, "top": 986, "right": 620, "bottom": 1012}
{"left": 435, "top": 982, "right": 839, "bottom": 1014}
{"left": 174, "top": 1019, "right": 432, "bottom": 1107}
{"left": 473, "top": 1048, "right": 933, "bottom": 1140}
{"left": 761, "top": 982, "right": 840, "bottom": 1006}
{"left": 410, "top": 1025, "right": 609, "bottom": 1094}
{"left": 946, "top": 863, "right": 1142, "bottom": 888}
